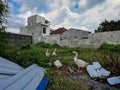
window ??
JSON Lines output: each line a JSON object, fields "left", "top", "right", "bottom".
{"left": 43, "top": 27, "right": 46, "bottom": 34}
{"left": 75, "top": 36, "right": 77, "bottom": 38}
{"left": 32, "top": 33, "right": 34, "bottom": 35}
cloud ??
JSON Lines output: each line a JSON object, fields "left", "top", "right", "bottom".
{"left": 79, "top": 0, "right": 87, "bottom": 8}
{"left": 69, "top": 0, "right": 105, "bottom": 13}
{"left": 19, "top": 0, "right": 49, "bottom": 13}
{"left": 7, "top": 0, "right": 120, "bottom": 33}
{"left": 80, "top": 0, "right": 120, "bottom": 30}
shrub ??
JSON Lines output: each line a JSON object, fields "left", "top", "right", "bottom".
{"left": 0, "top": 32, "right": 8, "bottom": 56}
{"left": 20, "top": 44, "right": 32, "bottom": 50}
{"left": 98, "top": 43, "right": 120, "bottom": 53}
{"left": 35, "top": 42, "right": 51, "bottom": 48}
{"left": 51, "top": 43, "right": 60, "bottom": 48}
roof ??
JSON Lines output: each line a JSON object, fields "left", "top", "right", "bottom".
{"left": 50, "top": 27, "right": 67, "bottom": 34}
{"left": 69, "top": 28, "right": 91, "bottom": 33}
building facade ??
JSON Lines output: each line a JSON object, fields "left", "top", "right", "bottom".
{"left": 60, "top": 28, "right": 91, "bottom": 40}
{"left": 20, "top": 15, "right": 50, "bottom": 43}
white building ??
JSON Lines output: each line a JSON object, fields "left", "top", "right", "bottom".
{"left": 20, "top": 15, "right": 50, "bottom": 43}
{"left": 61, "top": 28, "right": 91, "bottom": 40}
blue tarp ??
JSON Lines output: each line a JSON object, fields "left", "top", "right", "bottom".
{"left": 37, "top": 77, "right": 49, "bottom": 90}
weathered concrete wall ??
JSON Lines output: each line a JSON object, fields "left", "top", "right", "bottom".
{"left": 42, "top": 26, "right": 50, "bottom": 36}
{"left": 41, "top": 31, "right": 120, "bottom": 47}
{"left": 88, "top": 31, "right": 120, "bottom": 47}
{"left": 42, "top": 34, "right": 60, "bottom": 44}
{"left": 20, "top": 26, "right": 28, "bottom": 35}
{"left": 61, "top": 29, "right": 90, "bottom": 40}
{"left": 28, "top": 23, "right": 43, "bottom": 35}
{"left": 7, "top": 33, "right": 32, "bottom": 46}
{"left": 59, "top": 39, "right": 91, "bottom": 47}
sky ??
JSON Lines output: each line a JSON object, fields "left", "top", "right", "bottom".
{"left": 6, "top": 0, "right": 120, "bottom": 33}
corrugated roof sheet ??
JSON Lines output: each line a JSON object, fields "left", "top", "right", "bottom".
{"left": 107, "top": 76, "right": 120, "bottom": 85}
{"left": 86, "top": 62, "right": 110, "bottom": 78}
{"left": 0, "top": 57, "right": 45, "bottom": 90}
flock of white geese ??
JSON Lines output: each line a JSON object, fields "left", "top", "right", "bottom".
{"left": 46, "top": 48, "right": 57, "bottom": 57}
{"left": 45, "top": 49, "right": 88, "bottom": 72}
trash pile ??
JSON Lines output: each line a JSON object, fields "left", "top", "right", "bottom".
{"left": 86, "top": 61, "right": 120, "bottom": 85}
{"left": 66, "top": 61, "right": 120, "bottom": 86}
{"left": 86, "top": 62, "right": 110, "bottom": 79}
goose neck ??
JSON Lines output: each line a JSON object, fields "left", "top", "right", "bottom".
{"left": 74, "top": 52, "right": 78, "bottom": 59}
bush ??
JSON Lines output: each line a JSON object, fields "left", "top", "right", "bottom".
{"left": 0, "top": 32, "right": 8, "bottom": 56}
{"left": 98, "top": 43, "right": 120, "bottom": 53}
{"left": 35, "top": 42, "right": 51, "bottom": 48}
{"left": 51, "top": 43, "right": 60, "bottom": 48}
{"left": 20, "top": 44, "right": 32, "bottom": 50}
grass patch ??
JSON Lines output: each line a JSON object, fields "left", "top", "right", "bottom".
{"left": 1, "top": 42, "right": 120, "bottom": 89}
{"left": 47, "top": 68, "right": 88, "bottom": 90}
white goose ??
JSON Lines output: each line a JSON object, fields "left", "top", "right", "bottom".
{"left": 52, "top": 48, "right": 57, "bottom": 56}
{"left": 46, "top": 49, "right": 50, "bottom": 57}
{"left": 72, "top": 51, "right": 88, "bottom": 72}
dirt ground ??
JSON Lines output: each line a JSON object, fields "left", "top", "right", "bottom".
{"left": 71, "top": 72, "right": 120, "bottom": 90}
{"left": 50, "top": 66, "right": 120, "bottom": 90}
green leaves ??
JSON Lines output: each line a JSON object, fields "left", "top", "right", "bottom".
{"left": 0, "top": 0, "right": 9, "bottom": 56}
{"left": 0, "top": 0, "right": 9, "bottom": 23}
{"left": 95, "top": 19, "right": 120, "bottom": 32}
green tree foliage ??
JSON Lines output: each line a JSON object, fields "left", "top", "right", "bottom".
{"left": 0, "top": 0, "right": 9, "bottom": 56}
{"left": 0, "top": 0, "right": 9, "bottom": 23}
{"left": 95, "top": 19, "right": 120, "bottom": 33}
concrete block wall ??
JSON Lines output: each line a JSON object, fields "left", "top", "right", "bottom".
{"left": 20, "top": 26, "right": 28, "bottom": 35}
{"left": 88, "top": 31, "right": 120, "bottom": 47}
{"left": 7, "top": 33, "right": 32, "bottom": 46}
{"left": 41, "top": 31, "right": 120, "bottom": 47}
{"left": 42, "top": 34, "right": 60, "bottom": 44}
{"left": 59, "top": 39, "right": 91, "bottom": 47}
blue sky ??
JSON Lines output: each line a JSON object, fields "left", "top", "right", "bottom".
{"left": 7, "top": 0, "right": 120, "bottom": 33}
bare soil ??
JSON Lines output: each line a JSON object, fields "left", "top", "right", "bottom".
{"left": 70, "top": 70, "right": 120, "bottom": 90}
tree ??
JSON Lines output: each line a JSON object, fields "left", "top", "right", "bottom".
{"left": 0, "top": 0, "right": 9, "bottom": 56}
{"left": 0, "top": 0, "right": 9, "bottom": 24}
{"left": 95, "top": 19, "right": 120, "bottom": 33}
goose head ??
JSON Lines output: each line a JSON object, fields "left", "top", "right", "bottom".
{"left": 46, "top": 49, "right": 50, "bottom": 57}
{"left": 72, "top": 51, "right": 77, "bottom": 54}
{"left": 54, "top": 48, "right": 56, "bottom": 51}
{"left": 72, "top": 51, "right": 78, "bottom": 60}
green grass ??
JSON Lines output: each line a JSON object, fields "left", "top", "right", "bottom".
{"left": 1, "top": 42, "right": 120, "bottom": 90}
{"left": 46, "top": 68, "right": 88, "bottom": 90}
